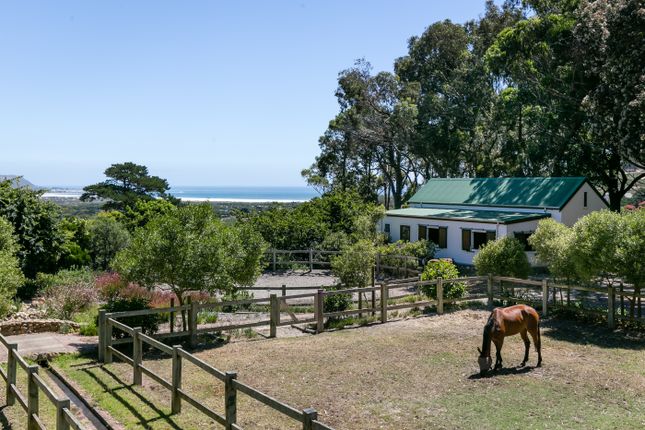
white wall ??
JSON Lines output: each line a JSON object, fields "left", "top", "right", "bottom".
{"left": 379, "top": 215, "right": 550, "bottom": 266}
{"left": 560, "top": 182, "right": 608, "bottom": 226}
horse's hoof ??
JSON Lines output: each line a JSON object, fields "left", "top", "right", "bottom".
{"left": 519, "top": 362, "right": 526, "bottom": 367}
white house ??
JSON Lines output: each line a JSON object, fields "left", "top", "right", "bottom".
{"left": 378, "top": 177, "right": 607, "bottom": 265}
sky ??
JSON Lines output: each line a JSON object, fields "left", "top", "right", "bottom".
{"left": 0, "top": 0, "right": 492, "bottom": 187}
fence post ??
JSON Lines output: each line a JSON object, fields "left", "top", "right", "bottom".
{"left": 619, "top": 282, "right": 624, "bottom": 316}
{"left": 5, "top": 343, "right": 17, "bottom": 406}
{"left": 607, "top": 285, "right": 615, "bottom": 329}
{"left": 132, "top": 327, "right": 142, "bottom": 385}
{"left": 371, "top": 269, "right": 376, "bottom": 317}
{"left": 270, "top": 294, "right": 279, "bottom": 338}
{"left": 437, "top": 277, "right": 444, "bottom": 315}
{"left": 309, "top": 249, "right": 314, "bottom": 271}
{"left": 272, "top": 249, "right": 277, "bottom": 273}
{"left": 376, "top": 253, "right": 381, "bottom": 279}
{"left": 56, "top": 399, "right": 71, "bottom": 430}
{"left": 189, "top": 298, "right": 198, "bottom": 348}
{"left": 282, "top": 284, "right": 287, "bottom": 298}
{"left": 358, "top": 291, "right": 363, "bottom": 319}
{"left": 171, "top": 346, "right": 182, "bottom": 414}
{"left": 170, "top": 298, "right": 175, "bottom": 333}
{"left": 315, "top": 289, "right": 324, "bottom": 334}
{"left": 27, "top": 365, "right": 39, "bottom": 430}
{"left": 380, "top": 283, "right": 388, "bottom": 323}
{"left": 98, "top": 310, "right": 106, "bottom": 362}
{"left": 224, "top": 371, "right": 238, "bottom": 429}
{"left": 542, "top": 279, "right": 548, "bottom": 317}
{"left": 302, "top": 407, "right": 318, "bottom": 430}
{"left": 105, "top": 319, "right": 113, "bottom": 364}
{"left": 487, "top": 274, "right": 493, "bottom": 309}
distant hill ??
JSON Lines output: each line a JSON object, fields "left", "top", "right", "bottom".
{"left": 0, "top": 175, "right": 38, "bottom": 189}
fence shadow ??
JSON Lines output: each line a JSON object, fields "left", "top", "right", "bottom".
{"left": 541, "top": 318, "right": 645, "bottom": 350}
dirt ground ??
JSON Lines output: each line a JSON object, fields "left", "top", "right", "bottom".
{"left": 51, "top": 309, "right": 644, "bottom": 430}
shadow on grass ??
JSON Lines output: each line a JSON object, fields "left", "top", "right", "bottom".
{"left": 80, "top": 365, "right": 183, "bottom": 429}
{"left": 0, "top": 406, "right": 12, "bottom": 429}
{"left": 541, "top": 317, "right": 645, "bottom": 350}
{"left": 467, "top": 365, "right": 536, "bottom": 380}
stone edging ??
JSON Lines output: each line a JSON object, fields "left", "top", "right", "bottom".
{"left": 0, "top": 319, "right": 81, "bottom": 336}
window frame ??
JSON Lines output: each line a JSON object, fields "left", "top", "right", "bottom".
{"left": 400, "top": 225, "right": 411, "bottom": 242}
{"left": 418, "top": 224, "right": 448, "bottom": 249}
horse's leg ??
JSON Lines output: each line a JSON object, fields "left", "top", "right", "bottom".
{"left": 529, "top": 324, "right": 542, "bottom": 367}
{"left": 493, "top": 338, "right": 504, "bottom": 370}
{"left": 520, "top": 330, "right": 530, "bottom": 367}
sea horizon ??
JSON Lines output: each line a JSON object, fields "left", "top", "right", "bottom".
{"left": 41, "top": 185, "right": 320, "bottom": 203}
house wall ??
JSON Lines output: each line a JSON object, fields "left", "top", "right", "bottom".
{"left": 379, "top": 215, "right": 548, "bottom": 266}
{"left": 560, "top": 182, "right": 608, "bottom": 226}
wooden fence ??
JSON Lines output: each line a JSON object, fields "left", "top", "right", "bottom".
{"left": 100, "top": 316, "right": 334, "bottom": 430}
{"left": 264, "top": 249, "right": 422, "bottom": 277}
{"left": 0, "top": 335, "right": 87, "bottom": 430}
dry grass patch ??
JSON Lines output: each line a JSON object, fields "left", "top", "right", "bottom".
{"left": 53, "top": 310, "right": 644, "bottom": 429}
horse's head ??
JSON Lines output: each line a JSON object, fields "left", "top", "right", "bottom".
{"left": 477, "top": 347, "right": 492, "bottom": 376}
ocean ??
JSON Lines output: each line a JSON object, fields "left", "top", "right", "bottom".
{"left": 42, "top": 185, "right": 319, "bottom": 203}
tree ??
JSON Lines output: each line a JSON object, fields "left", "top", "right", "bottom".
{"left": 81, "top": 162, "right": 177, "bottom": 211}
{"left": 88, "top": 214, "right": 131, "bottom": 270}
{"left": 473, "top": 237, "right": 530, "bottom": 278}
{"left": 616, "top": 209, "right": 644, "bottom": 317}
{"left": 0, "top": 217, "right": 25, "bottom": 316}
{"left": 420, "top": 259, "right": 465, "bottom": 299}
{"left": 114, "top": 204, "right": 267, "bottom": 306}
{"left": 58, "top": 217, "right": 91, "bottom": 269}
{"left": 0, "top": 179, "right": 63, "bottom": 277}
{"left": 331, "top": 240, "right": 376, "bottom": 289}
{"left": 528, "top": 219, "right": 576, "bottom": 280}
{"left": 569, "top": 210, "right": 623, "bottom": 285}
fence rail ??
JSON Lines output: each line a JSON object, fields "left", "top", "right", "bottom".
{"left": 100, "top": 317, "right": 336, "bottom": 430}
{"left": 0, "top": 335, "right": 88, "bottom": 430}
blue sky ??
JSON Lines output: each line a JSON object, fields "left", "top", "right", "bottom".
{"left": 0, "top": 0, "right": 491, "bottom": 187}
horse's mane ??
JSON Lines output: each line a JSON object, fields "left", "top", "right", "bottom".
{"left": 481, "top": 316, "right": 494, "bottom": 356}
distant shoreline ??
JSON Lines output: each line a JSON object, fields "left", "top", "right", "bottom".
{"left": 42, "top": 193, "right": 309, "bottom": 203}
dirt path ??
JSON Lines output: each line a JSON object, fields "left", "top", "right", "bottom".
{"left": 0, "top": 333, "right": 97, "bottom": 362}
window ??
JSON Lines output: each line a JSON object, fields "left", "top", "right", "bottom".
{"left": 400, "top": 225, "right": 410, "bottom": 242}
{"left": 384, "top": 223, "right": 391, "bottom": 242}
{"left": 419, "top": 225, "right": 448, "bottom": 248}
{"left": 463, "top": 229, "right": 495, "bottom": 251}
{"left": 514, "top": 231, "right": 534, "bottom": 251}
{"left": 583, "top": 191, "right": 588, "bottom": 208}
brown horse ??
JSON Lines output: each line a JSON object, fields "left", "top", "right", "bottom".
{"left": 477, "top": 304, "right": 542, "bottom": 376}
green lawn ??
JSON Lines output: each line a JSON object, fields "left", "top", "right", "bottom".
{"left": 49, "top": 309, "right": 644, "bottom": 429}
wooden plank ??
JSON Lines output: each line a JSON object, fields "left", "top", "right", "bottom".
{"left": 139, "top": 332, "right": 173, "bottom": 355}
{"left": 277, "top": 318, "right": 316, "bottom": 326}
{"left": 313, "top": 420, "right": 336, "bottom": 430}
{"left": 494, "top": 276, "right": 543, "bottom": 287}
{"left": 238, "top": 286, "right": 323, "bottom": 291}
{"left": 323, "top": 308, "right": 376, "bottom": 318}
{"left": 386, "top": 301, "right": 435, "bottom": 311}
{"left": 107, "top": 346, "right": 134, "bottom": 366}
{"left": 107, "top": 305, "right": 189, "bottom": 318}
{"left": 31, "top": 414, "right": 46, "bottom": 430}
{"left": 63, "top": 408, "right": 86, "bottom": 430}
{"left": 32, "top": 373, "right": 62, "bottom": 404}
{"left": 12, "top": 385, "right": 28, "bottom": 411}
{"left": 107, "top": 318, "right": 134, "bottom": 335}
{"left": 278, "top": 292, "right": 319, "bottom": 300}
{"left": 323, "top": 286, "right": 380, "bottom": 296}
{"left": 0, "top": 366, "right": 6, "bottom": 382}
{"left": 139, "top": 364, "right": 173, "bottom": 390}
{"left": 233, "top": 380, "right": 303, "bottom": 422}
{"left": 446, "top": 294, "right": 489, "bottom": 303}
{"left": 385, "top": 279, "right": 436, "bottom": 289}
{"left": 178, "top": 389, "right": 227, "bottom": 425}
{"left": 194, "top": 319, "right": 271, "bottom": 334}
{"left": 13, "top": 350, "right": 31, "bottom": 371}
{"left": 177, "top": 348, "right": 226, "bottom": 381}
{"left": 199, "top": 296, "right": 272, "bottom": 310}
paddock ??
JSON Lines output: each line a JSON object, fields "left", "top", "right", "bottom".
{"left": 42, "top": 310, "right": 645, "bottom": 430}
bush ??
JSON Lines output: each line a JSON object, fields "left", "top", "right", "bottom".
{"left": 378, "top": 240, "right": 436, "bottom": 272}
{"left": 88, "top": 215, "right": 130, "bottom": 270}
{"left": 331, "top": 240, "right": 376, "bottom": 289}
{"left": 323, "top": 291, "right": 353, "bottom": 314}
{"left": 473, "top": 237, "right": 530, "bottom": 278}
{"left": 40, "top": 269, "right": 97, "bottom": 320}
{"left": 100, "top": 283, "right": 160, "bottom": 338}
{"left": 529, "top": 219, "right": 576, "bottom": 280}
{"left": 420, "top": 259, "right": 466, "bottom": 300}
{"left": 0, "top": 218, "right": 25, "bottom": 316}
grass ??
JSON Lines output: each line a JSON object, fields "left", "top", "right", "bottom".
{"left": 72, "top": 305, "right": 99, "bottom": 336}
{"left": 48, "top": 309, "right": 644, "bottom": 429}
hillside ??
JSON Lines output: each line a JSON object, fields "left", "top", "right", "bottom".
{"left": 0, "top": 175, "right": 38, "bottom": 189}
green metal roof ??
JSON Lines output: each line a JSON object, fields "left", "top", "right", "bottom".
{"left": 385, "top": 208, "right": 550, "bottom": 224}
{"left": 408, "top": 177, "right": 587, "bottom": 209}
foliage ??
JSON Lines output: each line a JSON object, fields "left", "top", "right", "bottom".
{"left": 88, "top": 214, "right": 130, "bottom": 269}
{"left": 473, "top": 237, "right": 530, "bottom": 278}
{"left": 378, "top": 240, "right": 435, "bottom": 272}
{"left": 420, "top": 259, "right": 466, "bottom": 300}
{"left": 101, "top": 293, "right": 160, "bottom": 338}
{"left": 529, "top": 219, "right": 576, "bottom": 280}
{"left": 331, "top": 240, "right": 376, "bottom": 289}
{"left": 0, "top": 217, "right": 25, "bottom": 317}
{"left": 569, "top": 210, "right": 623, "bottom": 284}
{"left": 323, "top": 291, "right": 352, "bottom": 314}
{"left": 58, "top": 216, "right": 91, "bottom": 269}
{"left": 0, "top": 179, "right": 64, "bottom": 277}
{"left": 41, "top": 269, "right": 97, "bottom": 320}
{"left": 114, "top": 204, "right": 266, "bottom": 305}
{"left": 122, "top": 199, "right": 177, "bottom": 232}
{"left": 616, "top": 209, "right": 644, "bottom": 291}
{"left": 81, "top": 162, "right": 178, "bottom": 211}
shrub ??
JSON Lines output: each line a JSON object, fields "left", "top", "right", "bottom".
{"left": 378, "top": 240, "right": 436, "bottom": 272}
{"left": 473, "top": 237, "right": 530, "bottom": 278}
{"left": 88, "top": 215, "right": 130, "bottom": 270}
{"left": 529, "top": 219, "right": 576, "bottom": 280}
{"left": 323, "top": 291, "right": 352, "bottom": 314}
{"left": 0, "top": 218, "right": 24, "bottom": 316}
{"left": 41, "top": 270, "right": 98, "bottom": 320}
{"left": 420, "top": 259, "right": 466, "bottom": 300}
{"left": 331, "top": 240, "right": 376, "bottom": 289}
{"left": 100, "top": 283, "right": 160, "bottom": 338}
